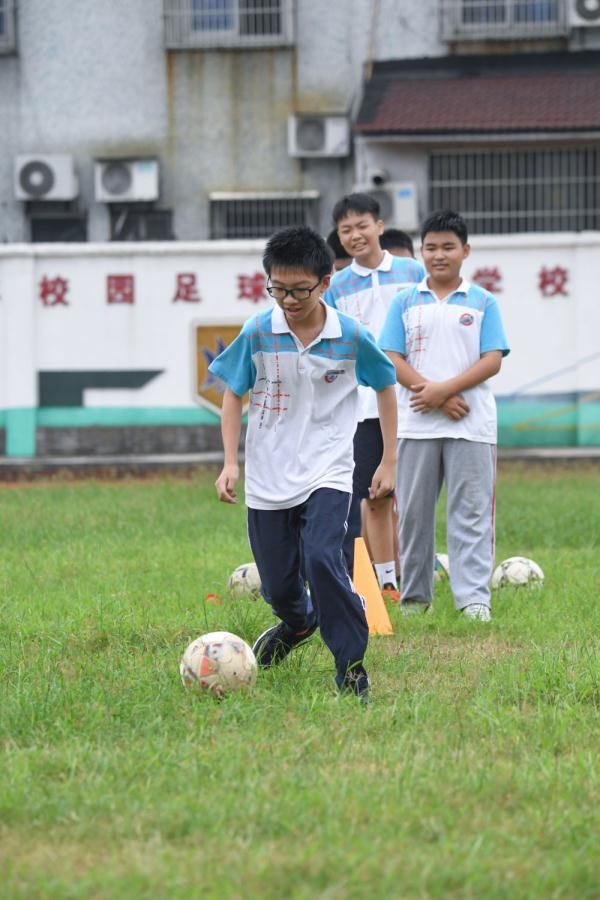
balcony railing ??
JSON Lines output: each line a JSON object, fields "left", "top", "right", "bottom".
{"left": 164, "top": 0, "right": 294, "bottom": 49}
{"left": 440, "top": 0, "right": 569, "bottom": 40}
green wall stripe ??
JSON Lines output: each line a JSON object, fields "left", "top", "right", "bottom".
{"left": 36, "top": 406, "right": 221, "bottom": 427}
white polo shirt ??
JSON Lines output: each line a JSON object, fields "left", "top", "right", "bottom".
{"left": 323, "top": 250, "right": 425, "bottom": 423}
{"left": 208, "top": 303, "right": 397, "bottom": 510}
{"left": 379, "top": 279, "right": 510, "bottom": 444}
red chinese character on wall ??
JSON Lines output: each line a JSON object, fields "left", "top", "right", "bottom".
{"left": 472, "top": 267, "right": 503, "bottom": 293}
{"left": 538, "top": 266, "right": 568, "bottom": 298}
{"left": 173, "top": 273, "right": 201, "bottom": 303}
{"left": 237, "top": 272, "right": 267, "bottom": 304}
{"left": 39, "top": 276, "right": 69, "bottom": 306}
{"left": 107, "top": 275, "right": 135, "bottom": 305}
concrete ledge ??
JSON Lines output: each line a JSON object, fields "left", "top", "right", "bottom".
{"left": 1, "top": 447, "right": 600, "bottom": 481}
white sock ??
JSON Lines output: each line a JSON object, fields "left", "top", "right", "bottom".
{"left": 374, "top": 562, "right": 397, "bottom": 590}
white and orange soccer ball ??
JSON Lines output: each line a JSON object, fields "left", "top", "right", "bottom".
{"left": 491, "top": 556, "right": 544, "bottom": 589}
{"left": 227, "top": 562, "right": 262, "bottom": 597}
{"left": 180, "top": 632, "right": 257, "bottom": 698}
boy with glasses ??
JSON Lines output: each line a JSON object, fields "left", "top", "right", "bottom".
{"left": 209, "top": 226, "right": 398, "bottom": 701}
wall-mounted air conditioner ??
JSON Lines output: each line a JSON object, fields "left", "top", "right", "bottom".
{"left": 288, "top": 115, "right": 350, "bottom": 158}
{"left": 354, "top": 182, "right": 418, "bottom": 231}
{"left": 94, "top": 159, "right": 160, "bottom": 202}
{"left": 568, "top": 0, "right": 600, "bottom": 27}
{"left": 14, "top": 154, "right": 79, "bottom": 201}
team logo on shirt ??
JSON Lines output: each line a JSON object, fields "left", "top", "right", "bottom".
{"left": 459, "top": 313, "right": 474, "bottom": 326}
{"left": 324, "top": 369, "right": 345, "bottom": 383}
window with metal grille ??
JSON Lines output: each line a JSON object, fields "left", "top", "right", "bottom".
{"left": 164, "top": 0, "right": 293, "bottom": 49}
{"left": 210, "top": 192, "right": 319, "bottom": 239}
{"left": 0, "top": 0, "right": 16, "bottom": 53}
{"left": 440, "top": 0, "right": 567, "bottom": 40}
{"left": 430, "top": 147, "right": 600, "bottom": 234}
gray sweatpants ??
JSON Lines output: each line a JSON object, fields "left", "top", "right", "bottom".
{"left": 396, "top": 438, "right": 496, "bottom": 609}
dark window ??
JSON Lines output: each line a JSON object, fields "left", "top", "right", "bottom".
{"left": 210, "top": 194, "right": 319, "bottom": 239}
{"left": 109, "top": 207, "right": 174, "bottom": 241}
{"left": 28, "top": 204, "right": 87, "bottom": 242}
{"left": 430, "top": 147, "right": 600, "bottom": 234}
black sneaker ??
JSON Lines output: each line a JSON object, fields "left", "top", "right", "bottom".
{"left": 252, "top": 619, "right": 318, "bottom": 669}
{"left": 335, "top": 664, "right": 370, "bottom": 704}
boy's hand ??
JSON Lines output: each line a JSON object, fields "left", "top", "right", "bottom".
{"left": 440, "top": 395, "right": 470, "bottom": 420}
{"left": 215, "top": 464, "right": 240, "bottom": 503}
{"left": 409, "top": 381, "right": 449, "bottom": 412}
{"left": 368, "top": 460, "right": 396, "bottom": 499}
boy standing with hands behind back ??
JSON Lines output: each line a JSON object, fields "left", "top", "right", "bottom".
{"left": 380, "top": 210, "right": 509, "bottom": 620}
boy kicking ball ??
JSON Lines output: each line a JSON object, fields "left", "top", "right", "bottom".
{"left": 209, "top": 226, "right": 398, "bottom": 701}
{"left": 380, "top": 210, "right": 510, "bottom": 621}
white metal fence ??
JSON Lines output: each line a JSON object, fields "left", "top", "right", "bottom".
{"left": 163, "top": 0, "right": 294, "bottom": 49}
{"left": 430, "top": 147, "right": 600, "bottom": 233}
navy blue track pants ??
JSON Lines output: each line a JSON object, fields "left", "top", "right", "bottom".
{"left": 247, "top": 488, "right": 368, "bottom": 678}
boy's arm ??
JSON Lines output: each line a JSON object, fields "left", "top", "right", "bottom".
{"left": 386, "top": 351, "right": 470, "bottom": 420}
{"left": 369, "top": 385, "right": 397, "bottom": 499}
{"left": 215, "top": 388, "right": 243, "bottom": 503}
{"left": 410, "top": 351, "right": 503, "bottom": 413}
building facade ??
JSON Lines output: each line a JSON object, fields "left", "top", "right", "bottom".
{"left": 2, "top": 0, "right": 599, "bottom": 245}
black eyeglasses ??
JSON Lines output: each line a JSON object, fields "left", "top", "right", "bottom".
{"left": 266, "top": 279, "right": 322, "bottom": 302}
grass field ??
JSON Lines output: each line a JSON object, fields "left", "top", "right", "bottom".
{"left": 1, "top": 463, "right": 599, "bottom": 899}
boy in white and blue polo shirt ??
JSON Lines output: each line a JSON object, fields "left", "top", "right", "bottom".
{"left": 379, "top": 210, "right": 510, "bottom": 621}
{"left": 324, "top": 193, "right": 425, "bottom": 593}
{"left": 209, "top": 226, "right": 398, "bottom": 701}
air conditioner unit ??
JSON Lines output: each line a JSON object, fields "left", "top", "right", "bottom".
{"left": 288, "top": 115, "right": 350, "bottom": 158}
{"left": 14, "top": 154, "right": 79, "bottom": 201}
{"left": 568, "top": 0, "right": 600, "bottom": 27}
{"left": 354, "top": 182, "right": 418, "bottom": 231}
{"left": 94, "top": 159, "right": 160, "bottom": 202}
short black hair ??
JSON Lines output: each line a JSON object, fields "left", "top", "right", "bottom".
{"left": 326, "top": 228, "right": 351, "bottom": 261}
{"left": 380, "top": 228, "right": 414, "bottom": 257}
{"left": 262, "top": 226, "right": 334, "bottom": 280}
{"left": 421, "top": 209, "right": 468, "bottom": 245}
{"left": 332, "top": 192, "right": 380, "bottom": 225}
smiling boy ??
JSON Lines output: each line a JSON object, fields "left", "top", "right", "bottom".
{"left": 324, "top": 194, "right": 424, "bottom": 594}
{"left": 209, "top": 226, "right": 398, "bottom": 700}
{"left": 379, "top": 210, "right": 510, "bottom": 620}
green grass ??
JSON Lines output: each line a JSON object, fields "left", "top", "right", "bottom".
{"left": 0, "top": 464, "right": 599, "bottom": 899}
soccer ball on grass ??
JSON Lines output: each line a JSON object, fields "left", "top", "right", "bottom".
{"left": 227, "top": 562, "right": 262, "bottom": 597}
{"left": 434, "top": 553, "right": 450, "bottom": 581}
{"left": 180, "top": 631, "right": 257, "bottom": 698}
{"left": 491, "top": 556, "right": 544, "bottom": 589}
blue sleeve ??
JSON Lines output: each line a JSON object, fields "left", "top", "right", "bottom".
{"left": 481, "top": 296, "right": 510, "bottom": 357}
{"left": 356, "top": 325, "right": 397, "bottom": 390}
{"left": 378, "top": 292, "right": 407, "bottom": 355}
{"left": 207, "top": 324, "right": 257, "bottom": 396}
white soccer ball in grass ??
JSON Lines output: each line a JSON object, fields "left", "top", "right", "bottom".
{"left": 434, "top": 553, "right": 450, "bottom": 581}
{"left": 491, "top": 556, "right": 544, "bottom": 589}
{"left": 180, "top": 632, "right": 257, "bottom": 698}
{"left": 227, "top": 562, "right": 262, "bottom": 597}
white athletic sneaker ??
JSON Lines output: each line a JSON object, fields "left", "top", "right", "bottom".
{"left": 463, "top": 603, "right": 491, "bottom": 622}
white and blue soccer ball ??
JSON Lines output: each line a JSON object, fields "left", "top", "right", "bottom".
{"left": 491, "top": 556, "right": 544, "bottom": 589}
{"left": 180, "top": 632, "right": 257, "bottom": 697}
{"left": 227, "top": 562, "right": 262, "bottom": 597}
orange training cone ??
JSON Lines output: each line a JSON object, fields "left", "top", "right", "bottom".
{"left": 353, "top": 537, "right": 394, "bottom": 636}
